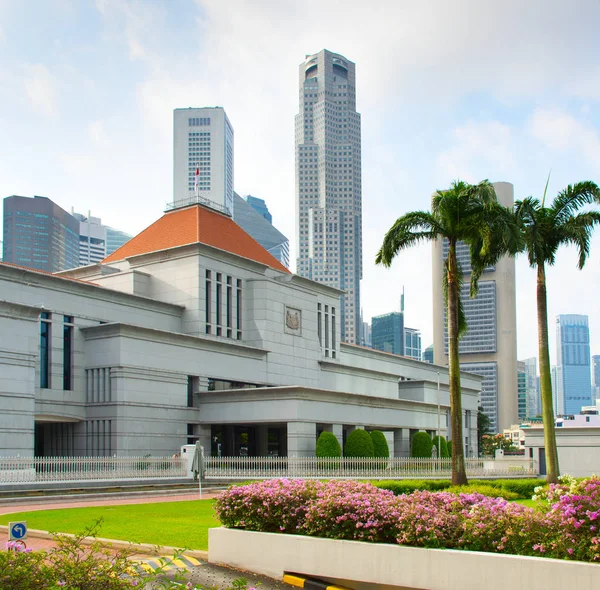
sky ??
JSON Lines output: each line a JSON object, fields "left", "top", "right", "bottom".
{"left": 1, "top": 0, "right": 599, "bottom": 366}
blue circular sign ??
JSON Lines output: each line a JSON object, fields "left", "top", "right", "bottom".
{"left": 10, "top": 522, "right": 27, "bottom": 540}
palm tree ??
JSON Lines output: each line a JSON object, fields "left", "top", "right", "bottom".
{"left": 376, "top": 180, "right": 519, "bottom": 485}
{"left": 515, "top": 180, "right": 600, "bottom": 484}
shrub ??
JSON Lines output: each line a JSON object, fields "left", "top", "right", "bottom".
{"left": 446, "top": 484, "right": 519, "bottom": 501}
{"left": 469, "top": 478, "right": 546, "bottom": 499}
{"left": 344, "top": 429, "right": 375, "bottom": 458}
{"left": 316, "top": 431, "right": 342, "bottom": 457}
{"left": 370, "top": 430, "right": 390, "bottom": 458}
{"left": 411, "top": 432, "right": 432, "bottom": 457}
{"left": 371, "top": 480, "right": 430, "bottom": 495}
{"left": 214, "top": 479, "right": 323, "bottom": 533}
{"left": 431, "top": 435, "right": 449, "bottom": 458}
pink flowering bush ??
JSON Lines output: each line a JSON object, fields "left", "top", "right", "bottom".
{"left": 302, "top": 481, "right": 400, "bottom": 543}
{"left": 214, "top": 478, "right": 323, "bottom": 533}
{"left": 214, "top": 477, "right": 600, "bottom": 562}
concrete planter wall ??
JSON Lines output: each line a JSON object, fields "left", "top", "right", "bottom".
{"left": 209, "top": 528, "right": 600, "bottom": 590}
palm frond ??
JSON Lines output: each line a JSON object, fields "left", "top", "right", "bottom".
{"left": 560, "top": 211, "right": 600, "bottom": 269}
{"left": 551, "top": 182, "right": 600, "bottom": 225}
{"left": 375, "top": 211, "right": 441, "bottom": 267}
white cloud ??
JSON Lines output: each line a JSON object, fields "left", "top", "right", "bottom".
{"left": 529, "top": 107, "right": 600, "bottom": 166}
{"left": 23, "top": 63, "right": 59, "bottom": 118}
{"left": 437, "top": 121, "right": 517, "bottom": 183}
{"left": 88, "top": 120, "right": 108, "bottom": 146}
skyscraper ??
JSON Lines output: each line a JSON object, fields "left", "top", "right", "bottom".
{"left": 591, "top": 354, "right": 600, "bottom": 404}
{"left": 371, "top": 312, "right": 404, "bottom": 355}
{"left": 2, "top": 195, "right": 79, "bottom": 272}
{"left": 295, "top": 49, "right": 362, "bottom": 343}
{"left": 404, "top": 327, "right": 422, "bottom": 361}
{"left": 555, "top": 314, "right": 592, "bottom": 415}
{"left": 72, "top": 211, "right": 107, "bottom": 266}
{"left": 245, "top": 196, "right": 272, "bottom": 223}
{"left": 432, "top": 182, "right": 518, "bottom": 433}
{"left": 233, "top": 193, "right": 290, "bottom": 268}
{"left": 522, "top": 356, "right": 540, "bottom": 417}
{"left": 105, "top": 226, "right": 132, "bottom": 256}
{"left": 173, "top": 107, "right": 234, "bottom": 216}
{"left": 517, "top": 361, "right": 527, "bottom": 420}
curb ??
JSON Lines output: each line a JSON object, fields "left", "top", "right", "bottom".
{"left": 283, "top": 573, "right": 350, "bottom": 590}
{"left": 0, "top": 525, "right": 208, "bottom": 560}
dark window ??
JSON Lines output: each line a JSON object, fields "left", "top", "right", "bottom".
{"left": 187, "top": 423, "right": 196, "bottom": 445}
{"left": 187, "top": 376, "right": 194, "bottom": 407}
{"left": 205, "top": 270, "right": 212, "bottom": 334}
{"left": 216, "top": 274, "right": 222, "bottom": 336}
{"left": 40, "top": 312, "right": 51, "bottom": 388}
{"left": 236, "top": 279, "right": 242, "bottom": 339}
{"left": 63, "top": 316, "right": 74, "bottom": 390}
{"left": 226, "top": 276, "right": 232, "bottom": 337}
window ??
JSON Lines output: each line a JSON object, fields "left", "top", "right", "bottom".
{"left": 331, "top": 307, "right": 336, "bottom": 358}
{"left": 226, "top": 276, "right": 232, "bottom": 338}
{"left": 236, "top": 279, "right": 242, "bottom": 340}
{"left": 40, "top": 312, "right": 51, "bottom": 389}
{"left": 63, "top": 316, "right": 74, "bottom": 390}
{"left": 205, "top": 270, "right": 212, "bottom": 334}
{"left": 216, "top": 273, "right": 222, "bottom": 336}
{"left": 317, "top": 303, "right": 322, "bottom": 346}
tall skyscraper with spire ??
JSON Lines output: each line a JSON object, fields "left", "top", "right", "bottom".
{"left": 295, "top": 49, "right": 362, "bottom": 344}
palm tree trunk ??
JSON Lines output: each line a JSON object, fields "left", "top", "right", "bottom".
{"left": 447, "top": 241, "right": 468, "bottom": 485}
{"left": 536, "top": 263, "right": 560, "bottom": 483}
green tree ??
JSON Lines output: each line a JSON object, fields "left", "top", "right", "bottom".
{"left": 515, "top": 180, "right": 600, "bottom": 483}
{"left": 411, "top": 432, "right": 433, "bottom": 458}
{"left": 344, "top": 429, "right": 375, "bottom": 457}
{"left": 477, "top": 405, "right": 491, "bottom": 456}
{"left": 480, "top": 433, "right": 517, "bottom": 456}
{"left": 377, "top": 180, "right": 519, "bottom": 484}
{"left": 315, "top": 431, "right": 342, "bottom": 457}
{"left": 370, "top": 430, "right": 390, "bottom": 458}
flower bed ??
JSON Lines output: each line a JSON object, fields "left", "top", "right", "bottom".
{"left": 214, "top": 476, "right": 600, "bottom": 562}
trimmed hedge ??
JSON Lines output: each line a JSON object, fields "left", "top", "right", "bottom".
{"left": 344, "top": 429, "right": 375, "bottom": 458}
{"left": 431, "top": 435, "right": 449, "bottom": 458}
{"left": 316, "top": 432, "right": 342, "bottom": 457}
{"left": 411, "top": 432, "right": 433, "bottom": 458}
{"left": 446, "top": 484, "right": 519, "bottom": 501}
{"left": 370, "top": 430, "right": 389, "bottom": 458}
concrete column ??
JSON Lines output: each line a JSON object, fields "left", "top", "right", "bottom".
{"left": 393, "top": 429, "right": 410, "bottom": 458}
{"left": 287, "top": 422, "right": 316, "bottom": 457}
{"left": 256, "top": 425, "right": 269, "bottom": 457}
{"left": 323, "top": 424, "right": 343, "bottom": 451}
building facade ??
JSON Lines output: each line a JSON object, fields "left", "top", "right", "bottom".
{"left": 432, "top": 182, "right": 518, "bottom": 433}
{"left": 422, "top": 345, "right": 434, "bottom": 364}
{"left": 521, "top": 356, "right": 540, "bottom": 417}
{"left": 592, "top": 354, "right": 600, "bottom": 404}
{"left": 0, "top": 202, "right": 481, "bottom": 459}
{"left": 233, "top": 193, "right": 289, "bottom": 268}
{"left": 2, "top": 195, "right": 80, "bottom": 272}
{"left": 404, "top": 328, "right": 422, "bottom": 361}
{"left": 106, "top": 227, "right": 132, "bottom": 256}
{"left": 173, "top": 107, "right": 234, "bottom": 215}
{"left": 245, "top": 196, "right": 272, "bottom": 223}
{"left": 295, "top": 49, "right": 362, "bottom": 344}
{"left": 555, "top": 314, "right": 592, "bottom": 415}
{"left": 72, "top": 211, "right": 107, "bottom": 266}
{"left": 517, "top": 361, "right": 527, "bottom": 421}
{"left": 372, "top": 312, "right": 404, "bottom": 355}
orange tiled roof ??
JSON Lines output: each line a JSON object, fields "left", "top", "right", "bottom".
{"left": 102, "top": 204, "right": 290, "bottom": 273}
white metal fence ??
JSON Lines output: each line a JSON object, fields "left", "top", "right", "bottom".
{"left": 204, "top": 456, "right": 536, "bottom": 479}
{"left": 0, "top": 456, "right": 187, "bottom": 483}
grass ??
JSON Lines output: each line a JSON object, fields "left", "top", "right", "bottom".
{"left": 0, "top": 499, "right": 220, "bottom": 550}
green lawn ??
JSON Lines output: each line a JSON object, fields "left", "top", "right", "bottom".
{"left": 0, "top": 499, "right": 220, "bottom": 550}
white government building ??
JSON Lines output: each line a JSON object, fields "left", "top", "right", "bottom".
{"left": 0, "top": 199, "right": 481, "bottom": 458}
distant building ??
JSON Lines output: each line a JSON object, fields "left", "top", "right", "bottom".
{"left": 555, "top": 314, "right": 592, "bottom": 415}
{"left": 72, "top": 211, "right": 107, "bottom": 266}
{"left": 404, "top": 327, "right": 421, "bottom": 361}
{"left": 592, "top": 355, "right": 600, "bottom": 404}
{"left": 517, "top": 361, "right": 527, "bottom": 421}
{"left": 105, "top": 227, "right": 132, "bottom": 256}
{"left": 2, "top": 195, "right": 79, "bottom": 272}
{"left": 232, "top": 193, "right": 289, "bottom": 268}
{"left": 521, "top": 357, "right": 540, "bottom": 417}
{"left": 432, "top": 182, "right": 518, "bottom": 433}
{"left": 372, "top": 312, "right": 404, "bottom": 355}
{"left": 422, "top": 344, "right": 434, "bottom": 364}
{"left": 173, "top": 107, "right": 234, "bottom": 216}
{"left": 245, "top": 196, "right": 272, "bottom": 223}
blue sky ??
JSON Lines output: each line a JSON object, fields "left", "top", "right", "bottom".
{"left": 1, "top": 0, "right": 599, "bottom": 364}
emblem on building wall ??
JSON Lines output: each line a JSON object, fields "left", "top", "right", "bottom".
{"left": 284, "top": 306, "right": 302, "bottom": 335}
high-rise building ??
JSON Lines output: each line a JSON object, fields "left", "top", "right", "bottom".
{"left": 372, "top": 312, "right": 404, "bottom": 355}
{"left": 517, "top": 361, "right": 527, "bottom": 420}
{"left": 295, "top": 49, "right": 362, "bottom": 344}
{"left": 2, "top": 195, "right": 79, "bottom": 272}
{"left": 72, "top": 211, "right": 107, "bottom": 266}
{"left": 422, "top": 344, "right": 434, "bottom": 364}
{"left": 432, "top": 182, "right": 518, "bottom": 433}
{"left": 233, "top": 193, "right": 289, "bottom": 268}
{"left": 245, "top": 196, "right": 272, "bottom": 224}
{"left": 592, "top": 355, "right": 600, "bottom": 404}
{"left": 404, "top": 327, "right": 422, "bottom": 361}
{"left": 522, "top": 357, "right": 540, "bottom": 417}
{"left": 173, "top": 107, "right": 234, "bottom": 216}
{"left": 105, "top": 227, "right": 132, "bottom": 256}
{"left": 555, "top": 314, "right": 592, "bottom": 415}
